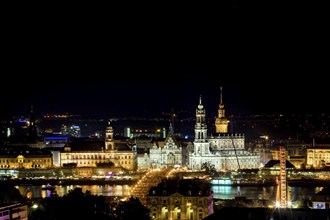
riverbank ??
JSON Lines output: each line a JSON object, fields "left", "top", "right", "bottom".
{"left": 2, "top": 176, "right": 329, "bottom": 188}
{"left": 2, "top": 178, "right": 136, "bottom": 186}
{"left": 288, "top": 179, "right": 330, "bottom": 187}
{"left": 209, "top": 178, "right": 330, "bottom": 187}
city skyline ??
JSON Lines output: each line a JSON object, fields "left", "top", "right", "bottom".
{"left": 2, "top": 73, "right": 328, "bottom": 118}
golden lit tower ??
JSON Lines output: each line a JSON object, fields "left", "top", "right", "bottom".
{"left": 215, "top": 86, "right": 229, "bottom": 133}
{"left": 105, "top": 120, "right": 114, "bottom": 150}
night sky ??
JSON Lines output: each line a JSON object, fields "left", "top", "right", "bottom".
{"left": 2, "top": 3, "right": 328, "bottom": 118}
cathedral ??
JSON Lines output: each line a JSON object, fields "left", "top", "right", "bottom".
{"left": 188, "top": 87, "right": 260, "bottom": 171}
{"left": 149, "top": 123, "right": 182, "bottom": 168}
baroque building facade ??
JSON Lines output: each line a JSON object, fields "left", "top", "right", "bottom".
{"left": 0, "top": 145, "right": 52, "bottom": 169}
{"left": 188, "top": 88, "right": 260, "bottom": 171}
{"left": 146, "top": 178, "right": 213, "bottom": 220}
{"left": 149, "top": 123, "right": 183, "bottom": 168}
{"left": 60, "top": 121, "right": 137, "bottom": 171}
{"left": 306, "top": 146, "right": 330, "bottom": 168}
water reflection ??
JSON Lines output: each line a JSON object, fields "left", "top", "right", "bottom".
{"left": 16, "top": 185, "right": 43, "bottom": 199}
{"left": 289, "top": 186, "right": 324, "bottom": 202}
{"left": 17, "top": 184, "right": 131, "bottom": 198}
{"left": 211, "top": 185, "right": 323, "bottom": 202}
{"left": 17, "top": 184, "right": 322, "bottom": 203}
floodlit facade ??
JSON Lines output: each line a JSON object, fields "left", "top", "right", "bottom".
{"left": 306, "top": 147, "right": 330, "bottom": 168}
{"left": 146, "top": 178, "right": 213, "bottom": 220}
{"left": 0, "top": 203, "right": 28, "bottom": 220}
{"left": 0, "top": 146, "right": 52, "bottom": 169}
{"left": 60, "top": 121, "right": 137, "bottom": 171}
{"left": 189, "top": 89, "right": 260, "bottom": 171}
{"left": 149, "top": 123, "right": 182, "bottom": 168}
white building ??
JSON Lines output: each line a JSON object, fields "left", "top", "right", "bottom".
{"left": 149, "top": 123, "right": 182, "bottom": 168}
{"left": 189, "top": 88, "right": 260, "bottom": 171}
{"left": 60, "top": 121, "right": 137, "bottom": 171}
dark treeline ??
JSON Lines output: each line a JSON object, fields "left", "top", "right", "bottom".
{"left": 0, "top": 183, "right": 151, "bottom": 220}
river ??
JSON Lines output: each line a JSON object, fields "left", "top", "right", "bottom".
{"left": 211, "top": 185, "right": 324, "bottom": 201}
{"left": 17, "top": 184, "right": 325, "bottom": 204}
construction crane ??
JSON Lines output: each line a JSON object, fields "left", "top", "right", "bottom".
{"left": 231, "top": 137, "right": 243, "bottom": 179}
{"left": 231, "top": 137, "right": 243, "bottom": 196}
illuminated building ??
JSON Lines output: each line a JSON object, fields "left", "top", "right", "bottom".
{"left": 306, "top": 146, "right": 330, "bottom": 169}
{"left": 215, "top": 87, "right": 229, "bottom": 133}
{"left": 149, "top": 123, "right": 182, "bottom": 168}
{"left": 44, "top": 134, "right": 69, "bottom": 148}
{"left": 267, "top": 143, "right": 307, "bottom": 169}
{"left": 146, "top": 178, "right": 213, "bottom": 220}
{"left": 0, "top": 203, "right": 28, "bottom": 220}
{"left": 60, "top": 121, "right": 137, "bottom": 171}
{"left": 60, "top": 124, "right": 81, "bottom": 137}
{"left": 0, "top": 146, "right": 52, "bottom": 169}
{"left": 270, "top": 140, "right": 330, "bottom": 169}
{"left": 189, "top": 90, "right": 260, "bottom": 171}
{"left": 311, "top": 186, "right": 330, "bottom": 209}
{"left": 137, "top": 151, "right": 151, "bottom": 170}
{"left": 124, "top": 126, "right": 165, "bottom": 138}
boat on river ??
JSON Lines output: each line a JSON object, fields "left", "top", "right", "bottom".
{"left": 210, "top": 177, "right": 275, "bottom": 186}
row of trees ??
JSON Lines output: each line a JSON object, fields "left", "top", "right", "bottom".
{"left": 1, "top": 183, "right": 151, "bottom": 220}
{"left": 30, "top": 188, "right": 151, "bottom": 220}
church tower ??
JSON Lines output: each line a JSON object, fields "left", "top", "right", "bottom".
{"left": 105, "top": 120, "right": 114, "bottom": 150}
{"left": 195, "top": 95, "right": 207, "bottom": 142}
{"left": 189, "top": 95, "right": 211, "bottom": 170}
{"left": 215, "top": 86, "right": 229, "bottom": 133}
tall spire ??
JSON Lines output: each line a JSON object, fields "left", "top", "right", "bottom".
{"left": 195, "top": 95, "right": 207, "bottom": 142}
{"left": 197, "top": 95, "right": 204, "bottom": 110}
{"left": 169, "top": 122, "right": 174, "bottom": 136}
{"left": 219, "top": 86, "right": 224, "bottom": 110}
{"left": 220, "top": 86, "right": 223, "bottom": 105}
{"left": 215, "top": 86, "right": 229, "bottom": 133}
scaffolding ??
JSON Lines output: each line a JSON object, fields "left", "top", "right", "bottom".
{"left": 279, "top": 145, "right": 287, "bottom": 208}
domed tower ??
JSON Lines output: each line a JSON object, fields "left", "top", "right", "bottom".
{"left": 215, "top": 86, "right": 229, "bottom": 133}
{"left": 189, "top": 95, "right": 211, "bottom": 170}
